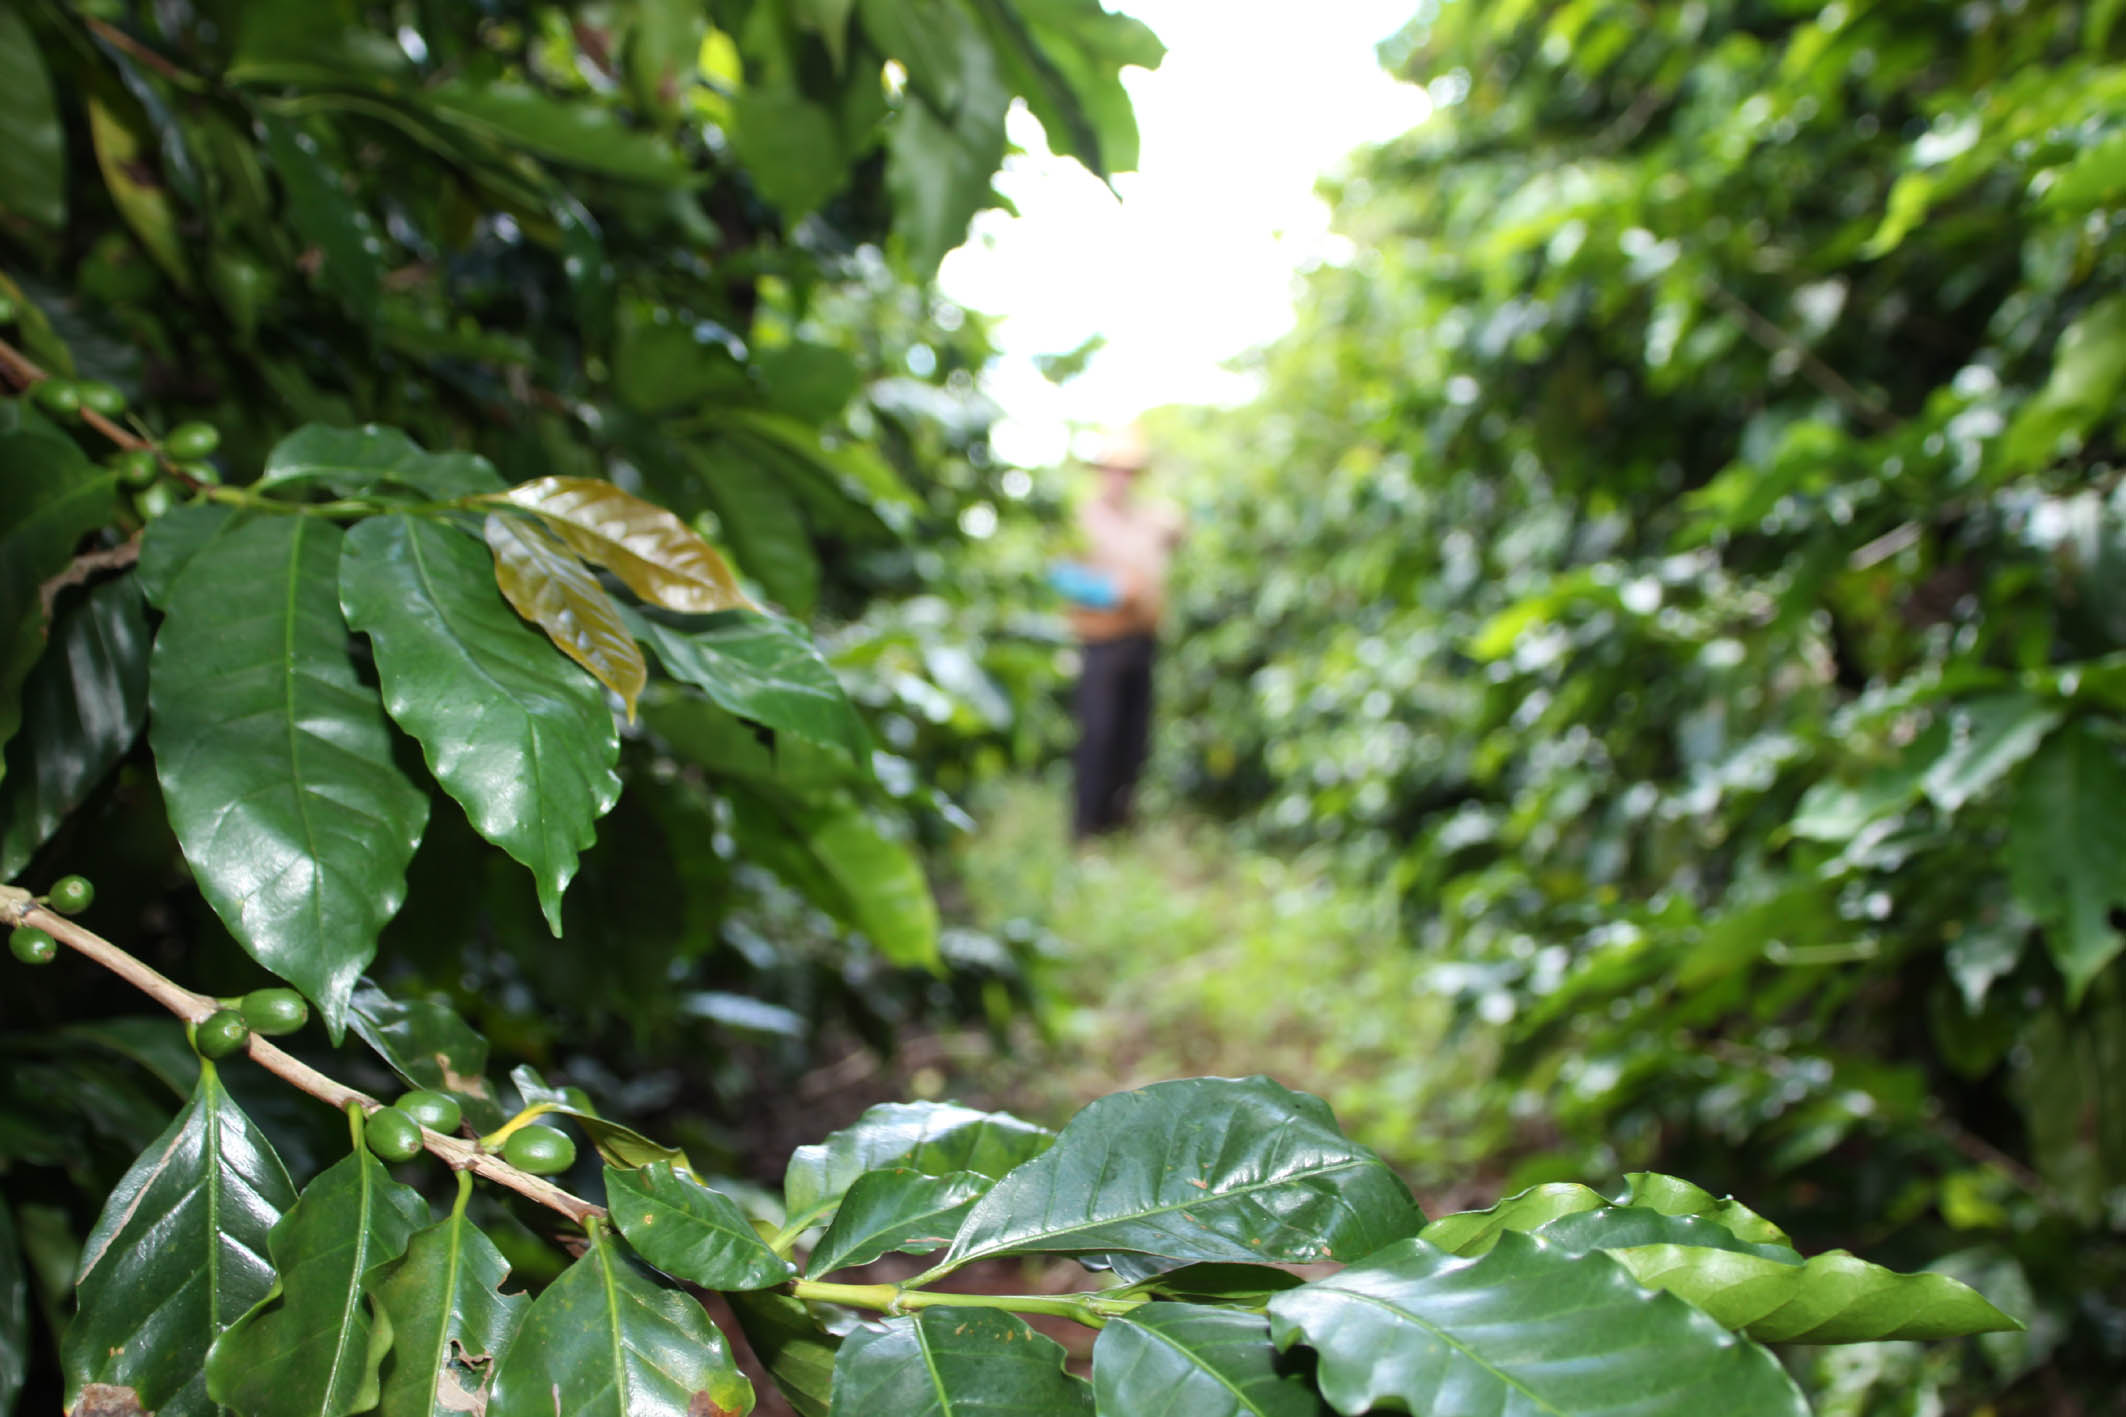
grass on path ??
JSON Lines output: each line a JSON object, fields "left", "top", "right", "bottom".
{"left": 945, "top": 779, "right": 1512, "bottom": 1200}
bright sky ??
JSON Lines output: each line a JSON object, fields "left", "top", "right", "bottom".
{"left": 938, "top": 0, "right": 1434, "bottom": 468}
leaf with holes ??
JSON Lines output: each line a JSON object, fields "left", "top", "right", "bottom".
{"left": 204, "top": 1147, "right": 431, "bottom": 1417}
{"left": 1092, "top": 1304, "right": 1328, "bottom": 1417}
{"left": 365, "top": 1192, "right": 528, "bottom": 1417}
{"left": 347, "top": 979, "right": 506, "bottom": 1132}
{"left": 1268, "top": 1234, "right": 1810, "bottom": 1417}
{"left": 494, "top": 477, "right": 752, "bottom": 614}
{"left": 486, "top": 1228, "right": 754, "bottom": 1417}
{"left": 342, "top": 514, "right": 620, "bottom": 934}
{"left": 830, "top": 1308, "right": 1091, "bottom": 1417}
{"left": 149, "top": 515, "right": 429, "bottom": 1039}
{"left": 924, "top": 1077, "right": 1421, "bottom": 1279}
{"left": 63, "top": 1064, "right": 296, "bottom": 1417}
{"left": 483, "top": 511, "right": 646, "bottom": 717}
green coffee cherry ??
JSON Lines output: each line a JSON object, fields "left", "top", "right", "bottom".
{"left": 76, "top": 382, "right": 125, "bottom": 416}
{"left": 240, "top": 987, "right": 309, "bottom": 1036}
{"left": 195, "top": 1009, "right": 251, "bottom": 1059}
{"left": 9, "top": 926, "right": 57, "bottom": 966}
{"left": 502, "top": 1125, "right": 576, "bottom": 1175}
{"left": 112, "top": 447, "right": 161, "bottom": 488}
{"left": 0, "top": 294, "right": 18, "bottom": 324}
{"left": 560, "top": 1086, "right": 596, "bottom": 1114}
{"left": 32, "top": 380, "right": 81, "bottom": 417}
{"left": 134, "top": 482, "right": 178, "bottom": 520}
{"left": 365, "top": 1105, "right": 425, "bottom": 1163}
{"left": 47, "top": 875, "right": 93, "bottom": 914}
{"left": 395, "top": 1089, "right": 462, "bottom": 1134}
{"left": 176, "top": 460, "right": 221, "bottom": 486}
{"left": 163, "top": 421, "right": 221, "bottom": 459}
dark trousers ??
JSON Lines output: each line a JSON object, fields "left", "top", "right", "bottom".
{"left": 1074, "top": 634, "right": 1156, "bottom": 839}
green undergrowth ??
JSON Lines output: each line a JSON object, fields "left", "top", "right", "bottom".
{"left": 947, "top": 778, "right": 1515, "bottom": 1199}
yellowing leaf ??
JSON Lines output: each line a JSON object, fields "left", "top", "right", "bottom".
{"left": 87, "top": 99, "right": 190, "bottom": 291}
{"left": 492, "top": 477, "right": 754, "bottom": 614}
{"left": 483, "top": 512, "right": 647, "bottom": 718}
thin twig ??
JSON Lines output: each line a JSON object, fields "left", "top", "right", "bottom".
{"left": 1698, "top": 276, "right": 1896, "bottom": 432}
{"left": 39, "top": 537, "right": 143, "bottom": 621}
{"left": 0, "top": 889, "right": 604, "bottom": 1225}
{"left": 0, "top": 339, "right": 152, "bottom": 453}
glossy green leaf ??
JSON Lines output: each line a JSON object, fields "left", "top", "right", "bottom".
{"left": 1919, "top": 693, "right": 2062, "bottom": 813}
{"left": 2007, "top": 719, "right": 2126, "bottom": 1003}
{"left": 605, "top": 1162, "right": 794, "bottom": 1292}
{"left": 262, "top": 425, "right": 507, "bottom": 501}
{"left": 694, "top": 448, "right": 821, "bottom": 615}
{"left": 0, "top": 575, "right": 150, "bottom": 879}
{"left": 801, "top": 801, "right": 941, "bottom": 968}
{"left": 0, "top": 1199, "right": 25, "bottom": 1417}
{"left": 1603, "top": 1243, "right": 2022, "bottom": 1344}
{"left": 342, "top": 514, "right": 621, "bottom": 934}
{"left": 830, "top": 1308, "right": 1092, "bottom": 1417}
{"left": 730, "top": 88, "right": 849, "bottom": 222}
{"left": 1615, "top": 1173, "right": 1793, "bottom": 1247}
{"left": 0, "top": 4, "right": 65, "bottom": 228}
{"left": 63, "top": 1064, "right": 297, "bottom": 1417}
{"left": 496, "top": 477, "right": 753, "bottom": 615}
{"left": 719, "top": 410, "right": 920, "bottom": 512}
{"left": 1092, "top": 1304, "right": 1327, "bottom": 1417}
{"left": 149, "top": 515, "right": 430, "bottom": 1039}
{"left": 1422, "top": 1173, "right": 1793, "bottom": 1258}
{"left": 1535, "top": 1205, "right": 1802, "bottom": 1262}
{"left": 553, "top": 194, "right": 614, "bottom": 347}
{"left": 975, "top": 0, "right": 1162, "bottom": 174}
{"left": 0, "top": 432, "right": 119, "bottom": 785}
{"left": 259, "top": 115, "right": 381, "bottom": 320}
{"left": 346, "top": 979, "right": 506, "bottom": 1132}
{"left": 805, "top": 1170, "right": 990, "bottom": 1278}
{"left": 624, "top": 606, "right": 867, "bottom": 761}
{"left": 227, "top": 8, "right": 413, "bottom": 88}
{"left": 1417, "top": 1182, "right": 1609, "bottom": 1257}
{"left": 431, "top": 81, "right": 692, "bottom": 185}
{"left": 483, "top": 511, "right": 647, "bottom": 717}
{"left": 87, "top": 98, "right": 189, "bottom": 290}
{"left": 487, "top": 1228, "right": 754, "bottom": 1417}
{"left": 784, "top": 1102, "right": 1053, "bottom": 1236}
{"left": 927, "top": 1077, "right": 1422, "bottom": 1278}
{"left": 365, "top": 1190, "right": 529, "bottom": 1417}
{"left": 884, "top": 27, "right": 1009, "bottom": 282}
{"left": 1268, "top": 1234, "right": 1809, "bottom": 1417}
{"left": 136, "top": 503, "right": 243, "bottom": 608}
{"left": 729, "top": 1291, "right": 838, "bottom": 1417}
{"left": 206, "top": 1147, "right": 431, "bottom": 1417}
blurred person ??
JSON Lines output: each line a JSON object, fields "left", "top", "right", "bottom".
{"left": 1051, "top": 428, "right": 1185, "bottom": 840}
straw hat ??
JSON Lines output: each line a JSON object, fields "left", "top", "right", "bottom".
{"left": 1088, "top": 424, "right": 1149, "bottom": 473}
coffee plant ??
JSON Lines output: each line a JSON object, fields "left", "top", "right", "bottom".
{"left": 0, "top": 0, "right": 2029, "bottom": 1413}
{"left": 1146, "top": 0, "right": 2126, "bottom": 1406}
